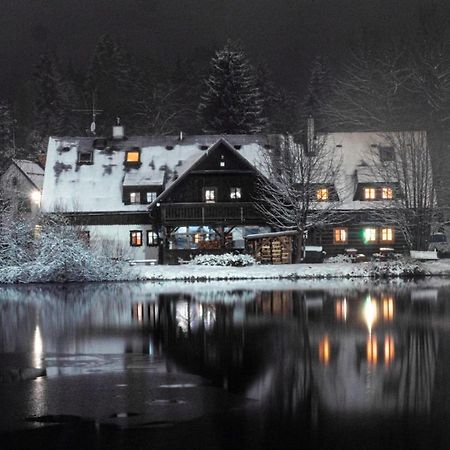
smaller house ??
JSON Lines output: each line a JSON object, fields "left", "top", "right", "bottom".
{"left": 0, "top": 159, "right": 44, "bottom": 220}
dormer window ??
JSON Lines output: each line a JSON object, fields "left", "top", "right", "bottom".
{"left": 130, "top": 192, "right": 141, "bottom": 204}
{"left": 364, "top": 187, "right": 376, "bottom": 200}
{"left": 379, "top": 146, "right": 394, "bottom": 162}
{"left": 146, "top": 192, "right": 157, "bottom": 203}
{"left": 125, "top": 148, "right": 141, "bottom": 165}
{"left": 316, "top": 188, "right": 329, "bottom": 201}
{"left": 78, "top": 151, "right": 93, "bottom": 165}
{"left": 382, "top": 187, "right": 393, "bottom": 199}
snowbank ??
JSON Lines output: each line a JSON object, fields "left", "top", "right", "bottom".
{"left": 134, "top": 259, "right": 433, "bottom": 282}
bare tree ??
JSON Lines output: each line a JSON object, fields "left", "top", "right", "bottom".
{"left": 369, "top": 131, "right": 438, "bottom": 250}
{"left": 256, "top": 132, "right": 341, "bottom": 262}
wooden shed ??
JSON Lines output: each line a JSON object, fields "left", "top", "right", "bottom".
{"left": 245, "top": 231, "right": 297, "bottom": 264}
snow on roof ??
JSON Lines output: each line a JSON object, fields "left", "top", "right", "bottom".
{"left": 42, "top": 135, "right": 269, "bottom": 213}
{"left": 320, "top": 131, "right": 403, "bottom": 208}
{"left": 41, "top": 131, "right": 417, "bottom": 214}
{"left": 13, "top": 159, "right": 44, "bottom": 190}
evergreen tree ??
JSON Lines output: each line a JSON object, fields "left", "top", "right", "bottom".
{"left": 198, "top": 40, "right": 266, "bottom": 134}
{"left": 301, "top": 56, "right": 332, "bottom": 131}
{"left": 85, "top": 34, "right": 138, "bottom": 134}
{"left": 32, "top": 53, "right": 81, "bottom": 139}
{"left": 0, "top": 101, "right": 16, "bottom": 171}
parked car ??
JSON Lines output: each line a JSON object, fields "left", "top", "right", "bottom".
{"left": 428, "top": 232, "right": 450, "bottom": 257}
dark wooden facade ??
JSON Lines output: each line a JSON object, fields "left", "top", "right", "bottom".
{"left": 151, "top": 140, "right": 268, "bottom": 263}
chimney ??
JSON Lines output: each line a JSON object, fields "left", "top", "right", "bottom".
{"left": 38, "top": 152, "right": 47, "bottom": 169}
{"left": 113, "top": 117, "right": 125, "bottom": 140}
{"left": 306, "top": 116, "right": 315, "bottom": 154}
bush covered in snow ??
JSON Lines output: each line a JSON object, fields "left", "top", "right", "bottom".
{"left": 189, "top": 253, "right": 256, "bottom": 267}
{"left": 0, "top": 213, "right": 129, "bottom": 283}
{"left": 325, "top": 254, "right": 353, "bottom": 264}
{"left": 368, "top": 260, "right": 427, "bottom": 278}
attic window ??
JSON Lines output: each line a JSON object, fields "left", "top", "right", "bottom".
{"left": 93, "top": 139, "right": 107, "bottom": 150}
{"left": 165, "top": 145, "right": 174, "bottom": 150}
{"left": 199, "top": 145, "right": 209, "bottom": 150}
{"left": 316, "top": 188, "right": 329, "bottom": 201}
{"left": 379, "top": 146, "right": 394, "bottom": 162}
{"left": 62, "top": 146, "right": 71, "bottom": 152}
{"left": 234, "top": 145, "right": 242, "bottom": 150}
{"left": 125, "top": 148, "right": 141, "bottom": 164}
{"left": 364, "top": 187, "right": 376, "bottom": 200}
{"left": 336, "top": 144, "right": 343, "bottom": 148}
{"left": 78, "top": 151, "right": 93, "bottom": 165}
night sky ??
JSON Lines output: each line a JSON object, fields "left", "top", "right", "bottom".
{"left": 0, "top": 0, "right": 448, "bottom": 99}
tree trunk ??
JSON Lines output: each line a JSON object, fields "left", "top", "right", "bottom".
{"left": 294, "top": 231, "right": 304, "bottom": 263}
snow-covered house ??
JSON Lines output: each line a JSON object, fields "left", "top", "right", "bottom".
{"left": 0, "top": 159, "right": 44, "bottom": 220}
{"left": 41, "top": 125, "right": 417, "bottom": 263}
{"left": 41, "top": 130, "right": 271, "bottom": 263}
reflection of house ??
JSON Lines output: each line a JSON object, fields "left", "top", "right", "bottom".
{"left": 0, "top": 159, "right": 44, "bottom": 219}
{"left": 41, "top": 125, "right": 417, "bottom": 263}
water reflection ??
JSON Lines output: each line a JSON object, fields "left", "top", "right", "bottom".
{"left": 0, "top": 281, "right": 449, "bottom": 448}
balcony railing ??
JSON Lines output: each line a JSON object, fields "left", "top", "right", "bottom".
{"left": 160, "top": 202, "right": 261, "bottom": 224}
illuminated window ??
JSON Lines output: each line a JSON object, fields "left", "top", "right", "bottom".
{"left": 364, "top": 187, "right": 376, "bottom": 200}
{"left": 380, "top": 227, "right": 394, "bottom": 242}
{"left": 130, "top": 230, "right": 142, "bottom": 247}
{"left": 204, "top": 187, "right": 216, "bottom": 203}
{"left": 146, "top": 192, "right": 157, "bottom": 203}
{"left": 363, "top": 228, "right": 377, "bottom": 243}
{"left": 147, "top": 230, "right": 158, "bottom": 246}
{"left": 130, "top": 192, "right": 141, "bottom": 204}
{"left": 333, "top": 227, "right": 348, "bottom": 244}
{"left": 126, "top": 149, "right": 140, "bottom": 163}
{"left": 382, "top": 187, "right": 393, "bottom": 199}
{"left": 316, "top": 188, "right": 329, "bottom": 201}
{"left": 230, "top": 187, "right": 241, "bottom": 199}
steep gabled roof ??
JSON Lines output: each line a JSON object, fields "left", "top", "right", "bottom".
{"left": 151, "top": 137, "right": 263, "bottom": 206}
{"left": 12, "top": 159, "right": 44, "bottom": 190}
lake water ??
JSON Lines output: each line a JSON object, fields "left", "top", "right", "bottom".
{"left": 1, "top": 279, "right": 450, "bottom": 449}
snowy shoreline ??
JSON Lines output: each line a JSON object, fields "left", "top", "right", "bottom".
{"left": 134, "top": 259, "right": 450, "bottom": 282}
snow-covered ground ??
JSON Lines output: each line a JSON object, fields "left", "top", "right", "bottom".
{"left": 134, "top": 259, "right": 450, "bottom": 281}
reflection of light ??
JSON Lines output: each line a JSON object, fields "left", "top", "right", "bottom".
{"left": 384, "top": 334, "right": 395, "bottom": 366}
{"left": 33, "top": 326, "right": 43, "bottom": 368}
{"left": 335, "top": 298, "right": 348, "bottom": 321}
{"left": 319, "top": 335, "right": 330, "bottom": 365}
{"left": 363, "top": 296, "right": 378, "bottom": 333}
{"left": 367, "top": 334, "right": 378, "bottom": 365}
{"left": 31, "top": 190, "right": 41, "bottom": 205}
{"left": 137, "top": 304, "right": 143, "bottom": 321}
{"left": 382, "top": 297, "right": 394, "bottom": 321}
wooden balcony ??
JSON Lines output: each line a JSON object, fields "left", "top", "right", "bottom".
{"left": 160, "top": 202, "right": 262, "bottom": 225}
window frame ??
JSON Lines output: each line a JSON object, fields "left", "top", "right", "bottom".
{"left": 77, "top": 151, "right": 94, "bottom": 165}
{"left": 363, "top": 227, "right": 377, "bottom": 243}
{"left": 380, "top": 227, "right": 395, "bottom": 243}
{"left": 316, "top": 187, "right": 329, "bottom": 201}
{"left": 381, "top": 187, "right": 393, "bottom": 200}
{"left": 230, "top": 187, "right": 242, "bottom": 200}
{"left": 130, "top": 230, "right": 143, "bottom": 247}
{"left": 146, "top": 192, "right": 157, "bottom": 204}
{"left": 147, "top": 230, "right": 159, "bottom": 246}
{"left": 333, "top": 227, "right": 348, "bottom": 244}
{"left": 129, "top": 192, "right": 141, "bottom": 204}
{"left": 364, "top": 187, "right": 376, "bottom": 200}
{"left": 125, "top": 148, "right": 141, "bottom": 165}
{"left": 203, "top": 187, "right": 217, "bottom": 203}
